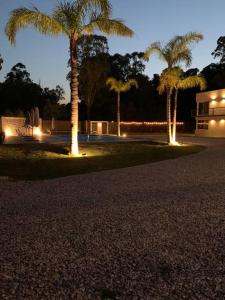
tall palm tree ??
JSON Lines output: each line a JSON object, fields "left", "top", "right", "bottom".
{"left": 158, "top": 67, "right": 206, "bottom": 144}
{"left": 144, "top": 32, "right": 203, "bottom": 144}
{"left": 106, "top": 78, "right": 138, "bottom": 136}
{"left": 172, "top": 69, "right": 206, "bottom": 143}
{"left": 5, "top": 0, "right": 134, "bottom": 156}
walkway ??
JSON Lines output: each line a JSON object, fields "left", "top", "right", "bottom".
{"left": 1, "top": 136, "right": 225, "bottom": 299}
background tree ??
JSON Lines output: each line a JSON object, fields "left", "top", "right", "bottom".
{"left": 144, "top": 32, "right": 203, "bottom": 144}
{"left": 79, "top": 54, "right": 110, "bottom": 133}
{"left": 0, "top": 54, "right": 3, "bottom": 71}
{"left": 212, "top": 36, "right": 225, "bottom": 64}
{"left": 106, "top": 78, "right": 138, "bottom": 136}
{"left": 6, "top": 0, "right": 134, "bottom": 156}
{"left": 0, "top": 63, "right": 64, "bottom": 116}
{"left": 110, "top": 52, "right": 145, "bottom": 81}
{"left": 76, "top": 34, "right": 109, "bottom": 67}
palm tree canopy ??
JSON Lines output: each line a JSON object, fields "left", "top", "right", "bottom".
{"left": 158, "top": 67, "right": 207, "bottom": 95}
{"left": 5, "top": 0, "right": 134, "bottom": 44}
{"left": 144, "top": 32, "right": 203, "bottom": 68}
{"left": 106, "top": 77, "right": 138, "bottom": 93}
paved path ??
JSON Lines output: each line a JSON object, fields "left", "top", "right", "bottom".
{"left": 1, "top": 137, "right": 225, "bottom": 299}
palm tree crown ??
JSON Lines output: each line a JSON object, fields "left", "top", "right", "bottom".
{"left": 5, "top": 0, "right": 133, "bottom": 44}
{"left": 144, "top": 32, "right": 203, "bottom": 69}
{"left": 106, "top": 78, "right": 138, "bottom": 93}
{"left": 158, "top": 67, "right": 206, "bottom": 94}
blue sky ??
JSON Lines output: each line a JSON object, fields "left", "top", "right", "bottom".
{"left": 0, "top": 0, "right": 224, "bottom": 102}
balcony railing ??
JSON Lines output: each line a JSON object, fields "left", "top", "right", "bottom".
{"left": 197, "top": 107, "right": 225, "bottom": 117}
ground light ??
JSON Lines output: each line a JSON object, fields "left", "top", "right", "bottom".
{"left": 5, "top": 128, "right": 13, "bottom": 137}
{"left": 170, "top": 141, "right": 181, "bottom": 146}
{"left": 33, "top": 127, "right": 43, "bottom": 136}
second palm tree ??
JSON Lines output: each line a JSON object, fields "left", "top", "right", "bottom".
{"left": 106, "top": 78, "right": 138, "bottom": 136}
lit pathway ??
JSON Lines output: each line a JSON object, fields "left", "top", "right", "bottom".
{"left": 1, "top": 136, "right": 225, "bottom": 299}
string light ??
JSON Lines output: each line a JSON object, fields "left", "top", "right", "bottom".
{"left": 120, "top": 122, "right": 184, "bottom": 126}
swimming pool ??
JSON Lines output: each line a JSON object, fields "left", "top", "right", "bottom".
{"left": 41, "top": 134, "right": 128, "bottom": 143}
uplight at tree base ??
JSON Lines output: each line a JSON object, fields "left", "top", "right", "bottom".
{"left": 71, "top": 142, "right": 79, "bottom": 157}
{"left": 170, "top": 139, "right": 181, "bottom": 146}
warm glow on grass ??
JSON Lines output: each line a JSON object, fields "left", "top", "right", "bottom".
{"left": 169, "top": 139, "right": 181, "bottom": 146}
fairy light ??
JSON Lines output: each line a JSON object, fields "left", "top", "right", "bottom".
{"left": 120, "top": 122, "right": 184, "bottom": 126}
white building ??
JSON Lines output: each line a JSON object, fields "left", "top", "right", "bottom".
{"left": 196, "top": 89, "right": 225, "bottom": 137}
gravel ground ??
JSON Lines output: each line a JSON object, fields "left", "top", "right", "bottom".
{"left": 1, "top": 136, "right": 225, "bottom": 299}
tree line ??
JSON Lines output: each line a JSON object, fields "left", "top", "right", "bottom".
{"left": 3, "top": 0, "right": 225, "bottom": 154}
{"left": 1, "top": 35, "right": 224, "bottom": 124}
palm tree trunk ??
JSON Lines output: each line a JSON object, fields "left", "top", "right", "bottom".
{"left": 87, "top": 104, "right": 91, "bottom": 136}
{"left": 167, "top": 88, "right": 172, "bottom": 144}
{"left": 117, "top": 91, "right": 121, "bottom": 137}
{"left": 172, "top": 89, "right": 178, "bottom": 143}
{"left": 70, "top": 36, "right": 79, "bottom": 156}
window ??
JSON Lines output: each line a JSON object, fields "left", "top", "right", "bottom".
{"left": 197, "top": 120, "right": 208, "bottom": 130}
{"left": 198, "top": 102, "right": 209, "bottom": 116}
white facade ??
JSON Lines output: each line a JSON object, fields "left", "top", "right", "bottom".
{"left": 195, "top": 89, "right": 225, "bottom": 137}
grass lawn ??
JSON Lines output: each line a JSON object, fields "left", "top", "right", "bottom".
{"left": 0, "top": 142, "right": 205, "bottom": 180}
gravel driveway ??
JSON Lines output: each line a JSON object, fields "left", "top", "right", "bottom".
{"left": 1, "top": 136, "right": 225, "bottom": 299}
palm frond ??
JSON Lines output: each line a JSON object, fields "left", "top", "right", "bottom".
{"left": 5, "top": 7, "right": 64, "bottom": 44}
{"left": 177, "top": 75, "right": 207, "bottom": 91}
{"left": 78, "top": 0, "right": 112, "bottom": 17}
{"left": 82, "top": 16, "right": 134, "bottom": 37}
{"left": 144, "top": 42, "right": 166, "bottom": 62}
{"left": 181, "top": 31, "right": 203, "bottom": 45}
{"left": 120, "top": 79, "right": 138, "bottom": 92}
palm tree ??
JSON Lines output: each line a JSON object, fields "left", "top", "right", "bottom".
{"left": 158, "top": 67, "right": 206, "bottom": 144}
{"left": 6, "top": 0, "right": 134, "bottom": 156}
{"left": 172, "top": 69, "right": 206, "bottom": 143}
{"left": 144, "top": 32, "right": 203, "bottom": 144}
{"left": 106, "top": 78, "right": 138, "bottom": 136}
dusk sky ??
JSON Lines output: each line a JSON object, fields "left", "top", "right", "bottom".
{"left": 0, "top": 0, "right": 224, "bottom": 102}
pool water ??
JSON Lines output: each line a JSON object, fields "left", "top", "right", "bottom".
{"left": 41, "top": 134, "right": 127, "bottom": 143}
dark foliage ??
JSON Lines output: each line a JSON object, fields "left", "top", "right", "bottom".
{"left": 212, "top": 36, "right": 225, "bottom": 64}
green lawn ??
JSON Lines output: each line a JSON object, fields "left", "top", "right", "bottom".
{"left": 0, "top": 142, "right": 205, "bottom": 180}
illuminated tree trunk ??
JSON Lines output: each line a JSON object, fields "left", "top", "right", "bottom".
{"left": 167, "top": 88, "right": 172, "bottom": 144}
{"left": 117, "top": 91, "right": 121, "bottom": 137}
{"left": 70, "top": 35, "right": 79, "bottom": 156}
{"left": 172, "top": 89, "right": 178, "bottom": 143}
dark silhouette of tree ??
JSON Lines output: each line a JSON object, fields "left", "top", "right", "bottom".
{"left": 5, "top": 63, "right": 31, "bottom": 82}
{"left": 0, "top": 63, "right": 64, "bottom": 117}
{"left": 201, "top": 63, "right": 225, "bottom": 90}
{"left": 77, "top": 34, "right": 109, "bottom": 67}
{"left": 110, "top": 52, "right": 146, "bottom": 81}
{"left": 79, "top": 54, "right": 110, "bottom": 133}
{"left": 212, "top": 36, "right": 225, "bottom": 64}
{"left": 0, "top": 54, "right": 3, "bottom": 71}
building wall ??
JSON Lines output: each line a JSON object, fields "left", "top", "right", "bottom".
{"left": 0, "top": 117, "right": 42, "bottom": 136}
{"left": 196, "top": 89, "right": 225, "bottom": 138}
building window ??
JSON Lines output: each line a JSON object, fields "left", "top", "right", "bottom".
{"left": 198, "top": 102, "right": 209, "bottom": 116}
{"left": 197, "top": 120, "right": 208, "bottom": 130}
